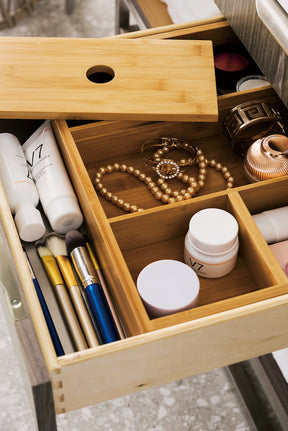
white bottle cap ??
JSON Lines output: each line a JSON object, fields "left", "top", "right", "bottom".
{"left": 14, "top": 206, "right": 46, "bottom": 242}
{"left": 137, "top": 259, "right": 200, "bottom": 318}
{"left": 188, "top": 208, "right": 239, "bottom": 254}
{"left": 45, "top": 196, "right": 83, "bottom": 234}
{"left": 252, "top": 212, "right": 276, "bottom": 243}
{"left": 253, "top": 206, "right": 288, "bottom": 243}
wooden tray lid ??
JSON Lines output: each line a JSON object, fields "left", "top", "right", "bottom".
{"left": 0, "top": 37, "right": 218, "bottom": 122}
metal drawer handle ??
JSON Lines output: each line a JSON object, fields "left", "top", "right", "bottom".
{"left": 0, "top": 219, "right": 27, "bottom": 321}
{"left": 256, "top": 0, "right": 288, "bottom": 54}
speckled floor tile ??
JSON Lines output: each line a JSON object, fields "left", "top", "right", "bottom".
{"left": 0, "top": 0, "right": 116, "bottom": 38}
{"left": 0, "top": 297, "right": 256, "bottom": 431}
{"left": 55, "top": 371, "right": 256, "bottom": 431}
{"left": 0, "top": 1, "right": 257, "bottom": 430}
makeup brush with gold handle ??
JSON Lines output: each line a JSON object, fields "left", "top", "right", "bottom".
{"left": 36, "top": 242, "right": 88, "bottom": 351}
{"left": 45, "top": 233, "right": 100, "bottom": 348}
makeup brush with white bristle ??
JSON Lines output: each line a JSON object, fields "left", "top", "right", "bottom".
{"left": 36, "top": 240, "right": 88, "bottom": 351}
{"left": 45, "top": 233, "right": 100, "bottom": 348}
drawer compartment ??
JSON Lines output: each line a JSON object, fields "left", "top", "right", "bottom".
{"left": 110, "top": 191, "right": 285, "bottom": 331}
{"left": 53, "top": 83, "right": 288, "bottom": 337}
{"left": 1, "top": 19, "right": 288, "bottom": 418}
{"left": 49, "top": 91, "right": 288, "bottom": 413}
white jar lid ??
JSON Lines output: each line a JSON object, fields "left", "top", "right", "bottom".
{"left": 137, "top": 259, "right": 199, "bottom": 318}
{"left": 236, "top": 75, "right": 270, "bottom": 91}
{"left": 188, "top": 208, "right": 239, "bottom": 254}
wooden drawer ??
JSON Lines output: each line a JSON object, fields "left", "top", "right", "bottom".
{"left": 1, "top": 18, "right": 288, "bottom": 428}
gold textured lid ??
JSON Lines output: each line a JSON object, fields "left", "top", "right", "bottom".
{"left": 244, "top": 134, "right": 288, "bottom": 182}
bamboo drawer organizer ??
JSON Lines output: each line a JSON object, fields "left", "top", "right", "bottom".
{"left": 1, "top": 17, "right": 288, "bottom": 426}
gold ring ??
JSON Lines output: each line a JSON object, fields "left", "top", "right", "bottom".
{"left": 155, "top": 159, "right": 180, "bottom": 179}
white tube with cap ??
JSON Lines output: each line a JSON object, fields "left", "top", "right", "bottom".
{"left": 23, "top": 120, "right": 83, "bottom": 234}
{"left": 0, "top": 133, "right": 45, "bottom": 242}
{"left": 253, "top": 206, "right": 288, "bottom": 243}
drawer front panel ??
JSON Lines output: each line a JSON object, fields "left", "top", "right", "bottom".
{"left": 56, "top": 295, "right": 288, "bottom": 413}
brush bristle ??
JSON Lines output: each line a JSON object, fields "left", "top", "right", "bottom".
{"left": 65, "top": 230, "right": 86, "bottom": 254}
{"left": 36, "top": 243, "right": 52, "bottom": 258}
{"left": 46, "top": 233, "right": 67, "bottom": 257}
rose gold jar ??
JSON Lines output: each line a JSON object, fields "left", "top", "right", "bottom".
{"left": 244, "top": 134, "right": 288, "bottom": 182}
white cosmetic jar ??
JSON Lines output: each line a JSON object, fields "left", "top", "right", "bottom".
{"left": 137, "top": 259, "right": 200, "bottom": 318}
{"left": 184, "top": 208, "right": 239, "bottom": 278}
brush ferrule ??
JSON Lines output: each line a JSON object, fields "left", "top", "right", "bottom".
{"left": 56, "top": 255, "right": 78, "bottom": 288}
{"left": 70, "top": 247, "right": 97, "bottom": 288}
{"left": 42, "top": 255, "right": 64, "bottom": 286}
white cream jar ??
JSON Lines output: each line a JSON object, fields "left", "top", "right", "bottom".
{"left": 137, "top": 259, "right": 200, "bottom": 317}
{"left": 184, "top": 208, "right": 239, "bottom": 278}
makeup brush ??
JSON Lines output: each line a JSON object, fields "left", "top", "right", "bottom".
{"left": 65, "top": 230, "right": 120, "bottom": 344}
{"left": 36, "top": 241, "right": 88, "bottom": 351}
{"left": 45, "top": 233, "right": 100, "bottom": 348}
{"left": 84, "top": 234, "right": 125, "bottom": 339}
{"left": 24, "top": 251, "right": 64, "bottom": 357}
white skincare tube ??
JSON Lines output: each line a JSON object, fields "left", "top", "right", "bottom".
{"left": 0, "top": 133, "right": 45, "bottom": 242}
{"left": 253, "top": 206, "right": 288, "bottom": 243}
{"left": 23, "top": 120, "right": 83, "bottom": 234}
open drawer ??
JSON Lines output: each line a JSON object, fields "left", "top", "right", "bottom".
{"left": 1, "top": 17, "right": 288, "bottom": 430}
{"left": 215, "top": 0, "right": 288, "bottom": 108}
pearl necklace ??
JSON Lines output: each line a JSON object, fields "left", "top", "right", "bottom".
{"left": 93, "top": 147, "right": 235, "bottom": 213}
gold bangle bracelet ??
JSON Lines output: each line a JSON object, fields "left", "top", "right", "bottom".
{"left": 141, "top": 137, "right": 197, "bottom": 170}
{"left": 223, "top": 101, "right": 285, "bottom": 156}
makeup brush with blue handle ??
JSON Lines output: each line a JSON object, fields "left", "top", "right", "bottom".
{"left": 24, "top": 251, "right": 64, "bottom": 356}
{"left": 65, "top": 230, "right": 120, "bottom": 344}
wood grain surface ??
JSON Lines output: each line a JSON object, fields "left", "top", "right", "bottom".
{"left": 0, "top": 37, "right": 217, "bottom": 122}
{"left": 130, "top": 0, "right": 173, "bottom": 27}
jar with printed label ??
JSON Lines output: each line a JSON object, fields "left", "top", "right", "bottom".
{"left": 184, "top": 208, "right": 239, "bottom": 278}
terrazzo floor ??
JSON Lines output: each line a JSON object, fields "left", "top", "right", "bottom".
{"left": 0, "top": 1, "right": 258, "bottom": 430}
{"left": 0, "top": 295, "right": 256, "bottom": 431}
